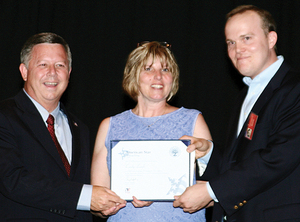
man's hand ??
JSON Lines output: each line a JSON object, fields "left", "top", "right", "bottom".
{"left": 180, "top": 135, "right": 212, "bottom": 159}
{"left": 90, "top": 186, "right": 126, "bottom": 217}
{"left": 173, "top": 181, "right": 213, "bottom": 213}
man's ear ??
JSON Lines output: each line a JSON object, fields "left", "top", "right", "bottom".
{"left": 268, "top": 31, "right": 278, "bottom": 49}
{"left": 19, "top": 63, "right": 28, "bottom": 81}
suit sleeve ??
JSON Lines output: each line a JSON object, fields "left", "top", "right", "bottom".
{"left": 0, "top": 109, "right": 84, "bottom": 218}
{"left": 198, "top": 145, "right": 223, "bottom": 181}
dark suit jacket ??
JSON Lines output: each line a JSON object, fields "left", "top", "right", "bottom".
{"left": 201, "top": 61, "right": 300, "bottom": 222}
{"left": 0, "top": 91, "right": 92, "bottom": 221}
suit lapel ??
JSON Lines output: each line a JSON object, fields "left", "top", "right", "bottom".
{"left": 227, "top": 62, "right": 291, "bottom": 163}
{"left": 223, "top": 87, "right": 247, "bottom": 164}
{"left": 15, "top": 91, "right": 70, "bottom": 176}
{"left": 240, "top": 62, "right": 291, "bottom": 136}
{"left": 226, "top": 87, "right": 247, "bottom": 148}
{"left": 60, "top": 103, "right": 81, "bottom": 178}
{"left": 250, "top": 62, "right": 291, "bottom": 115}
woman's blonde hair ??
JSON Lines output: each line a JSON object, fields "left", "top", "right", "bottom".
{"left": 122, "top": 41, "right": 179, "bottom": 101}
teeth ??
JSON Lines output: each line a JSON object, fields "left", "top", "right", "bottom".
{"left": 151, "top": 85, "right": 163, "bottom": 89}
{"left": 45, "top": 82, "right": 58, "bottom": 86}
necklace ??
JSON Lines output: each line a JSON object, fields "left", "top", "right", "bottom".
{"left": 145, "top": 117, "right": 162, "bottom": 127}
{"left": 135, "top": 107, "right": 167, "bottom": 128}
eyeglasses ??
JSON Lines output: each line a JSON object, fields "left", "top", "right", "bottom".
{"left": 137, "top": 41, "right": 171, "bottom": 49}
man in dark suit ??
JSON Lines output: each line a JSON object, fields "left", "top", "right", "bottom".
{"left": 0, "top": 33, "right": 126, "bottom": 221}
{"left": 174, "top": 5, "right": 300, "bottom": 221}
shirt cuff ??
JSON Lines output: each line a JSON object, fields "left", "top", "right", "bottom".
{"left": 206, "top": 182, "right": 218, "bottom": 202}
{"left": 77, "top": 184, "right": 93, "bottom": 211}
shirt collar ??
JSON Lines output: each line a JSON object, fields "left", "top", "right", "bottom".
{"left": 243, "top": 55, "right": 284, "bottom": 86}
{"left": 23, "top": 89, "right": 61, "bottom": 123}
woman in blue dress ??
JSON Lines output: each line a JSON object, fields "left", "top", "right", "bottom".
{"left": 91, "top": 41, "right": 212, "bottom": 221}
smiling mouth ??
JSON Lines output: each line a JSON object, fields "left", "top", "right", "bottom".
{"left": 44, "top": 82, "right": 58, "bottom": 86}
{"left": 237, "top": 55, "right": 250, "bottom": 61}
{"left": 151, "top": 84, "right": 163, "bottom": 89}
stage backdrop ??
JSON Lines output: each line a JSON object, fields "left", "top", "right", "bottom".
{"left": 0, "top": 1, "right": 300, "bottom": 220}
{"left": 1, "top": 0, "right": 300, "bottom": 161}
{"left": 0, "top": 0, "right": 300, "bottom": 158}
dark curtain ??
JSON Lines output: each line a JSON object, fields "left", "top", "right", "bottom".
{"left": 1, "top": 0, "right": 300, "bottom": 221}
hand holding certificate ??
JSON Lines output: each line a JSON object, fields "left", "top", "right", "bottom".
{"left": 110, "top": 140, "right": 195, "bottom": 201}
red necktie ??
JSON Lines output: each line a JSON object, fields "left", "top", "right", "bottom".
{"left": 46, "top": 114, "right": 71, "bottom": 176}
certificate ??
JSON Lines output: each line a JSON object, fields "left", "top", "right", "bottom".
{"left": 110, "top": 140, "right": 195, "bottom": 201}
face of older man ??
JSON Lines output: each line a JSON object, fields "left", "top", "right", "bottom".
{"left": 225, "top": 10, "right": 277, "bottom": 79}
{"left": 19, "top": 43, "right": 71, "bottom": 112}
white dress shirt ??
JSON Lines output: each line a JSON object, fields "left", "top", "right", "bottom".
{"left": 237, "top": 56, "right": 284, "bottom": 135}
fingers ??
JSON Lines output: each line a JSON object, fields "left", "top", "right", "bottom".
{"left": 101, "top": 203, "right": 126, "bottom": 216}
{"left": 179, "top": 135, "right": 191, "bottom": 140}
{"left": 180, "top": 136, "right": 209, "bottom": 153}
{"left": 173, "top": 198, "right": 180, "bottom": 208}
{"left": 108, "top": 192, "right": 126, "bottom": 205}
{"left": 131, "top": 196, "right": 153, "bottom": 208}
{"left": 91, "top": 211, "right": 108, "bottom": 218}
{"left": 184, "top": 138, "right": 212, "bottom": 159}
{"left": 173, "top": 193, "right": 188, "bottom": 209}
{"left": 173, "top": 183, "right": 213, "bottom": 213}
{"left": 101, "top": 186, "right": 126, "bottom": 205}
{"left": 173, "top": 195, "right": 181, "bottom": 207}
{"left": 173, "top": 197, "right": 196, "bottom": 213}
{"left": 91, "top": 186, "right": 126, "bottom": 213}
{"left": 179, "top": 135, "right": 198, "bottom": 153}
{"left": 187, "top": 139, "right": 207, "bottom": 154}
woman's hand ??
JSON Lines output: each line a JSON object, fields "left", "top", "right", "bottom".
{"left": 131, "top": 196, "right": 153, "bottom": 208}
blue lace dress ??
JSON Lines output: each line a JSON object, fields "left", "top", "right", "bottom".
{"left": 105, "top": 107, "right": 206, "bottom": 222}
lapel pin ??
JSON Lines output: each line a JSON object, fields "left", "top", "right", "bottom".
{"left": 245, "top": 112, "right": 258, "bottom": 140}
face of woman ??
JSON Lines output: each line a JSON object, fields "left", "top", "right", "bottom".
{"left": 137, "top": 57, "right": 173, "bottom": 104}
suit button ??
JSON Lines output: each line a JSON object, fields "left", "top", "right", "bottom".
{"left": 243, "top": 200, "right": 247, "bottom": 204}
{"left": 239, "top": 202, "right": 243, "bottom": 206}
{"left": 234, "top": 205, "right": 238, "bottom": 209}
